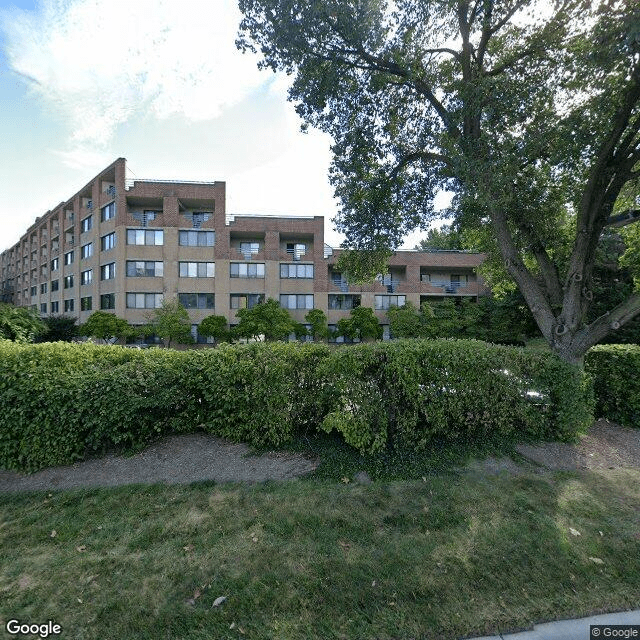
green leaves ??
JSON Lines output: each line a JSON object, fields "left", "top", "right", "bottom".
{"left": 0, "top": 304, "right": 46, "bottom": 343}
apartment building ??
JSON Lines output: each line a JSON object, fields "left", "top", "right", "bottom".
{"left": 0, "top": 158, "right": 490, "bottom": 341}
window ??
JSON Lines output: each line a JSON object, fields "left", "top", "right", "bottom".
{"left": 64, "top": 251, "right": 74, "bottom": 265}
{"left": 126, "top": 261, "right": 164, "bottom": 277}
{"left": 80, "top": 296, "right": 92, "bottom": 311}
{"left": 126, "top": 293, "right": 163, "bottom": 309}
{"left": 179, "top": 262, "right": 215, "bottom": 278}
{"left": 50, "top": 301, "right": 59, "bottom": 313}
{"left": 179, "top": 293, "right": 215, "bottom": 309}
{"left": 179, "top": 230, "right": 215, "bottom": 246}
{"left": 81, "top": 269, "right": 93, "bottom": 285}
{"left": 51, "top": 257, "right": 59, "bottom": 272}
{"left": 51, "top": 279, "right": 59, "bottom": 292}
{"left": 450, "top": 274, "right": 468, "bottom": 286}
{"left": 286, "top": 243, "right": 306, "bottom": 260}
{"left": 101, "top": 262, "right": 115, "bottom": 280}
{"left": 230, "top": 294, "right": 264, "bottom": 309}
{"left": 280, "top": 294, "right": 314, "bottom": 310}
{"left": 64, "top": 299, "right": 74, "bottom": 312}
{"left": 81, "top": 216, "right": 92, "bottom": 233}
{"left": 239, "top": 241, "right": 260, "bottom": 257}
{"left": 30, "top": 286, "right": 37, "bottom": 297}
{"left": 64, "top": 275, "right": 74, "bottom": 289}
{"left": 101, "top": 202, "right": 116, "bottom": 222}
{"left": 81, "top": 242, "right": 93, "bottom": 259}
{"left": 101, "top": 232, "right": 116, "bottom": 251}
{"left": 40, "top": 283, "right": 47, "bottom": 294}
{"left": 280, "top": 264, "right": 314, "bottom": 279}
{"left": 40, "top": 303, "right": 47, "bottom": 314}
{"left": 374, "top": 295, "right": 406, "bottom": 310}
{"left": 127, "top": 229, "right": 164, "bottom": 245}
{"left": 100, "top": 293, "right": 115, "bottom": 310}
{"left": 230, "top": 262, "right": 264, "bottom": 278}
{"left": 328, "top": 294, "right": 361, "bottom": 310}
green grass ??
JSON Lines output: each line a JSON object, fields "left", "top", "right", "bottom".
{"left": 2, "top": 467, "right": 639, "bottom": 639}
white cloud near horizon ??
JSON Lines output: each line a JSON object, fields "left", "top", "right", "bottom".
{"left": 1, "top": 0, "right": 267, "bottom": 161}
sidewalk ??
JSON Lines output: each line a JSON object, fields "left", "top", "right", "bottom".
{"left": 467, "top": 609, "right": 640, "bottom": 640}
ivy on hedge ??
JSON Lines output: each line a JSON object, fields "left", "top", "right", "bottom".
{"left": 585, "top": 344, "right": 640, "bottom": 428}
{"left": 0, "top": 338, "right": 594, "bottom": 472}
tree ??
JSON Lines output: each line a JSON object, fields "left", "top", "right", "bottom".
{"left": 148, "top": 300, "right": 194, "bottom": 348}
{"left": 80, "top": 311, "right": 132, "bottom": 344}
{"left": 198, "top": 315, "right": 232, "bottom": 345}
{"left": 37, "top": 315, "right": 79, "bottom": 342}
{"left": 415, "top": 225, "right": 467, "bottom": 252}
{"left": 0, "top": 304, "right": 46, "bottom": 343}
{"left": 387, "top": 301, "right": 424, "bottom": 338}
{"left": 342, "top": 305, "right": 383, "bottom": 341}
{"left": 238, "top": 0, "right": 640, "bottom": 363}
{"left": 234, "top": 298, "right": 296, "bottom": 341}
{"left": 305, "top": 308, "right": 330, "bottom": 341}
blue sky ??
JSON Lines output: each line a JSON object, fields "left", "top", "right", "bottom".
{"left": 0, "top": 0, "right": 433, "bottom": 252}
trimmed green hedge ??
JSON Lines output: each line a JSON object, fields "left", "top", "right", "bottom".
{"left": 585, "top": 344, "right": 640, "bottom": 428}
{"left": 0, "top": 338, "right": 594, "bottom": 471}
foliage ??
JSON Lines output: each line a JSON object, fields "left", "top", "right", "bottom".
{"left": 387, "top": 301, "right": 424, "bottom": 338}
{"left": 0, "top": 339, "right": 593, "bottom": 472}
{"left": 237, "top": 0, "right": 640, "bottom": 363}
{"left": 305, "top": 308, "right": 330, "bottom": 341}
{"left": 0, "top": 304, "right": 46, "bottom": 343}
{"left": 333, "top": 248, "right": 392, "bottom": 284}
{"left": 37, "top": 315, "right": 79, "bottom": 342}
{"left": 148, "top": 299, "right": 194, "bottom": 347}
{"left": 234, "top": 298, "right": 296, "bottom": 341}
{"left": 585, "top": 344, "right": 640, "bottom": 428}
{"left": 320, "top": 340, "right": 594, "bottom": 455}
{"left": 80, "top": 311, "right": 132, "bottom": 343}
{"left": 415, "top": 225, "right": 468, "bottom": 252}
{"left": 335, "top": 305, "right": 383, "bottom": 342}
{"left": 198, "top": 315, "right": 231, "bottom": 344}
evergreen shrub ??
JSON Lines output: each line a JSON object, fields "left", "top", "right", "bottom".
{"left": 0, "top": 338, "right": 594, "bottom": 471}
{"left": 585, "top": 344, "right": 640, "bottom": 428}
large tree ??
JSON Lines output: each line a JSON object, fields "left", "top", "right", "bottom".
{"left": 238, "top": 0, "right": 640, "bottom": 363}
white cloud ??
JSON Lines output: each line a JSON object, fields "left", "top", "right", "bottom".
{"left": 1, "top": 0, "right": 266, "bottom": 152}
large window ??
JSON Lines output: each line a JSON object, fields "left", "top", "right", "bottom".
{"left": 100, "top": 293, "right": 115, "bottom": 310}
{"left": 328, "top": 294, "right": 361, "bottom": 310}
{"left": 374, "top": 295, "right": 406, "bottom": 310}
{"left": 101, "top": 202, "right": 116, "bottom": 222}
{"left": 126, "top": 261, "right": 164, "bottom": 277}
{"left": 179, "top": 230, "right": 214, "bottom": 246}
{"left": 239, "top": 241, "right": 260, "bottom": 256}
{"left": 51, "top": 257, "right": 59, "bottom": 272}
{"left": 81, "top": 296, "right": 92, "bottom": 311}
{"left": 64, "top": 275, "right": 74, "bottom": 289}
{"left": 179, "top": 293, "right": 215, "bottom": 309}
{"left": 51, "top": 279, "right": 59, "bottom": 292}
{"left": 50, "top": 301, "right": 59, "bottom": 313}
{"left": 40, "top": 283, "right": 47, "bottom": 294}
{"left": 101, "top": 232, "right": 116, "bottom": 251}
{"left": 179, "top": 262, "right": 215, "bottom": 278}
{"left": 280, "top": 264, "right": 314, "bottom": 279}
{"left": 126, "top": 292, "right": 163, "bottom": 309}
{"left": 127, "top": 229, "right": 163, "bottom": 246}
{"left": 80, "top": 269, "right": 92, "bottom": 285}
{"left": 64, "top": 251, "right": 74, "bottom": 265}
{"left": 230, "top": 294, "right": 264, "bottom": 309}
{"left": 280, "top": 294, "right": 314, "bottom": 310}
{"left": 101, "top": 262, "right": 115, "bottom": 281}
{"left": 40, "top": 303, "right": 47, "bottom": 314}
{"left": 81, "top": 242, "right": 93, "bottom": 259}
{"left": 64, "top": 299, "right": 74, "bottom": 312}
{"left": 230, "top": 262, "right": 264, "bottom": 278}
{"left": 81, "top": 215, "right": 92, "bottom": 233}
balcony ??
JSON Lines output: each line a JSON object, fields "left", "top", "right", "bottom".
{"left": 331, "top": 277, "right": 350, "bottom": 293}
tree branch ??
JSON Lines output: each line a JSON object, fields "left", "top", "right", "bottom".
{"left": 389, "top": 151, "right": 453, "bottom": 180}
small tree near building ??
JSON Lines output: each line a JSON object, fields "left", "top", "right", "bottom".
{"left": 234, "top": 298, "right": 296, "bottom": 342}
{"left": 305, "top": 308, "right": 329, "bottom": 342}
{"left": 80, "top": 311, "right": 132, "bottom": 344}
{"left": 198, "top": 315, "right": 231, "bottom": 345}
{"left": 0, "top": 304, "right": 46, "bottom": 343}
{"left": 37, "top": 315, "right": 79, "bottom": 342}
{"left": 148, "top": 299, "right": 194, "bottom": 348}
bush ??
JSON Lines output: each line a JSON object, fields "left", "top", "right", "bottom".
{"left": 585, "top": 344, "right": 640, "bottom": 428}
{"left": 0, "top": 339, "right": 594, "bottom": 471}
{"left": 319, "top": 340, "right": 593, "bottom": 453}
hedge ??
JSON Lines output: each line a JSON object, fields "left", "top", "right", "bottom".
{"left": 585, "top": 344, "right": 640, "bottom": 428}
{"left": 0, "top": 338, "right": 594, "bottom": 471}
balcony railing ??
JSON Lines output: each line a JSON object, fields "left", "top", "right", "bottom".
{"left": 237, "top": 247, "right": 260, "bottom": 260}
{"left": 422, "top": 278, "right": 469, "bottom": 294}
{"left": 331, "top": 278, "right": 349, "bottom": 292}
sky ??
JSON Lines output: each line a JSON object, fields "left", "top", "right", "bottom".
{"left": 0, "top": 0, "right": 438, "bottom": 253}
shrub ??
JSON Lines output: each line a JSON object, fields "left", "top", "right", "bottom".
{"left": 585, "top": 344, "right": 640, "bottom": 428}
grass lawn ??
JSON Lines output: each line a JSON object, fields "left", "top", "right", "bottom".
{"left": 1, "top": 450, "right": 639, "bottom": 640}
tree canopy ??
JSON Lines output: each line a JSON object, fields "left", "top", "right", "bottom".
{"left": 148, "top": 300, "right": 194, "bottom": 348}
{"left": 80, "top": 311, "right": 132, "bottom": 343}
{"left": 0, "top": 304, "right": 46, "bottom": 343}
{"left": 234, "top": 298, "right": 297, "bottom": 341}
{"left": 238, "top": 0, "right": 640, "bottom": 362}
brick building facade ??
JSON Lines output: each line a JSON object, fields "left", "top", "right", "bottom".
{"left": 0, "top": 158, "right": 490, "bottom": 340}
